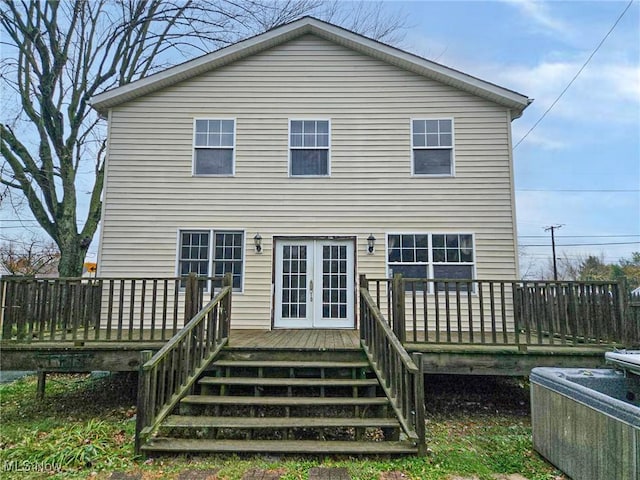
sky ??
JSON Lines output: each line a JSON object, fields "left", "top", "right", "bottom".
{"left": 1, "top": 0, "right": 639, "bottom": 277}
{"left": 393, "top": 0, "right": 640, "bottom": 275}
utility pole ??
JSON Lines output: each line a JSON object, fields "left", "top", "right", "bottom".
{"left": 544, "top": 225, "right": 563, "bottom": 281}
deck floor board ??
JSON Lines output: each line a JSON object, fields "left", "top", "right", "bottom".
{"left": 226, "top": 329, "right": 361, "bottom": 350}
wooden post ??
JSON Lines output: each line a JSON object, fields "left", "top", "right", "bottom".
{"left": 1, "top": 280, "right": 14, "bottom": 340}
{"left": 184, "top": 272, "right": 198, "bottom": 323}
{"left": 36, "top": 371, "right": 46, "bottom": 400}
{"left": 135, "top": 350, "right": 153, "bottom": 455}
{"left": 359, "top": 275, "right": 368, "bottom": 339}
{"left": 222, "top": 273, "right": 232, "bottom": 338}
{"left": 412, "top": 352, "right": 426, "bottom": 456}
{"left": 617, "top": 279, "right": 629, "bottom": 348}
{"left": 392, "top": 273, "right": 406, "bottom": 343}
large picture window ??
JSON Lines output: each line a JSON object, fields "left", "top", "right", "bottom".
{"left": 194, "top": 119, "right": 235, "bottom": 175}
{"left": 387, "top": 233, "right": 474, "bottom": 291}
{"left": 178, "top": 229, "right": 244, "bottom": 291}
{"left": 412, "top": 119, "right": 454, "bottom": 176}
{"left": 290, "top": 120, "right": 330, "bottom": 176}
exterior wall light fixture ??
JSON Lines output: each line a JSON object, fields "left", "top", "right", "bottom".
{"left": 367, "top": 234, "right": 376, "bottom": 254}
{"left": 254, "top": 233, "right": 263, "bottom": 253}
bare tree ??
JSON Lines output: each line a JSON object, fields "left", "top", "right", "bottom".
{"left": 0, "top": 237, "right": 60, "bottom": 276}
{"left": 0, "top": 0, "right": 406, "bottom": 276}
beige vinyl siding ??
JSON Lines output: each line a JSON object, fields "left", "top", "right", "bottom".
{"left": 99, "top": 34, "right": 520, "bottom": 329}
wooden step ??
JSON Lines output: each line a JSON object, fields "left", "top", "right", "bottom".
{"left": 199, "top": 377, "right": 378, "bottom": 387}
{"left": 211, "top": 360, "right": 369, "bottom": 369}
{"left": 163, "top": 415, "right": 400, "bottom": 429}
{"left": 181, "top": 395, "right": 389, "bottom": 406}
{"left": 142, "top": 438, "right": 417, "bottom": 455}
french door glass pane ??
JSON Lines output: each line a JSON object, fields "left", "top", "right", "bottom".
{"left": 321, "top": 245, "right": 348, "bottom": 319}
{"left": 281, "top": 245, "right": 307, "bottom": 318}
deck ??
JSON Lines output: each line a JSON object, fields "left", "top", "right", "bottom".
{"left": 0, "top": 328, "right": 614, "bottom": 375}
{"left": 1, "top": 275, "right": 637, "bottom": 376}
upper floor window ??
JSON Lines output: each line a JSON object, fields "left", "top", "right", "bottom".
{"left": 290, "top": 120, "right": 330, "bottom": 176}
{"left": 194, "top": 119, "right": 235, "bottom": 175}
{"left": 412, "top": 119, "right": 454, "bottom": 176}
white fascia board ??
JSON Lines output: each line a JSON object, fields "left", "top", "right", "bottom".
{"left": 90, "top": 17, "right": 531, "bottom": 116}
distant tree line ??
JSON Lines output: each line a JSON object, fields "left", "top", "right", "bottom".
{"left": 522, "top": 251, "right": 640, "bottom": 291}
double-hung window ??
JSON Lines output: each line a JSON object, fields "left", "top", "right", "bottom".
{"left": 432, "top": 234, "right": 474, "bottom": 288}
{"left": 194, "top": 119, "right": 235, "bottom": 175}
{"left": 177, "top": 229, "right": 244, "bottom": 291}
{"left": 290, "top": 120, "right": 330, "bottom": 176}
{"left": 387, "top": 233, "right": 474, "bottom": 291}
{"left": 387, "top": 234, "right": 430, "bottom": 281}
{"left": 412, "top": 119, "right": 454, "bottom": 176}
{"left": 178, "top": 231, "right": 210, "bottom": 278}
{"left": 212, "top": 231, "right": 244, "bottom": 290}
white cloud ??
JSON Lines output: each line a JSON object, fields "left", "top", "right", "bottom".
{"left": 484, "top": 58, "right": 640, "bottom": 127}
{"left": 502, "top": 0, "right": 572, "bottom": 36}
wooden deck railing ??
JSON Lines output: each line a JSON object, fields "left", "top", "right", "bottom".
{"left": 515, "top": 281, "right": 625, "bottom": 346}
{"left": 0, "top": 274, "right": 223, "bottom": 343}
{"left": 366, "top": 275, "right": 630, "bottom": 348}
{"left": 627, "top": 294, "right": 640, "bottom": 348}
{"left": 359, "top": 276, "right": 426, "bottom": 455}
{"left": 135, "top": 275, "right": 232, "bottom": 453}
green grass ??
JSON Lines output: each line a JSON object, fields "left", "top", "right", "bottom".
{"left": 0, "top": 373, "right": 565, "bottom": 479}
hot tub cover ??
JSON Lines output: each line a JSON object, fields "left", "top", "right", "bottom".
{"left": 605, "top": 350, "right": 640, "bottom": 376}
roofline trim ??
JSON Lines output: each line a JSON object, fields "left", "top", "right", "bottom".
{"left": 90, "top": 17, "right": 530, "bottom": 114}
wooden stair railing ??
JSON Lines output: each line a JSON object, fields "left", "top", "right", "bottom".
{"left": 359, "top": 275, "right": 426, "bottom": 455}
{"left": 135, "top": 274, "right": 232, "bottom": 454}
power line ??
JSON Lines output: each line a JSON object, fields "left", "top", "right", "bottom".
{"left": 521, "top": 241, "right": 640, "bottom": 247}
{"left": 513, "top": 0, "right": 635, "bottom": 149}
{"left": 517, "top": 189, "right": 639, "bottom": 193}
{"left": 519, "top": 234, "right": 640, "bottom": 238}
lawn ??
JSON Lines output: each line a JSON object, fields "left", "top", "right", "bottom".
{"left": 0, "top": 372, "right": 565, "bottom": 479}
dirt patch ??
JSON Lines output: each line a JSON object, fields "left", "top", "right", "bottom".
{"left": 426, "top": 375, "right": 530, "bottom": 418}
{"left": 108, "top": 472, "right": 142, "bottom": 480}
{"left": 241, "top": 468, "right": 286, "bottom": 480}
{"left": 177, "top": 469, "right": 221, "bottom": 480}
{"left": 379, "top": 472, "right": 409, "bottom": 480}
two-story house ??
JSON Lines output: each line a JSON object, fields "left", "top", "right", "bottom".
{"left": 91, "top": 17, "right": 531, "bottom": 331}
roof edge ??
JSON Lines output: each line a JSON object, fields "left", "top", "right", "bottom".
{"left": 91, "top": 17, "right": 531, "bottom": 115}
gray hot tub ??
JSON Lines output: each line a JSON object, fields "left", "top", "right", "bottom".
{"left": 531, "top": 355, "right": 640, "bottom": 480}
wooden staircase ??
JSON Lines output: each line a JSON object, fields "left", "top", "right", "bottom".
{"left": 141, "top": 349, "right": 418, "bottom": 455}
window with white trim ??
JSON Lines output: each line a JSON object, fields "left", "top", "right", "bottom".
{"left": 290, "top": 120, "right": 330, "bottom": 176}
{"left": 213, "top": 231, "right": 243, "bottom": 290}
{"left": 387, "top": 233, "right": 474, "bottom": 291}
{"left": 178, "top": 229, "right": 244, "bottom": 291}
{"left": 387, "top": 234, "right": 429, "bottom": 281}
{"left": 194, "top": 119, "right": 235, "bottom": 175}
{"left": 412, "top": 119, "right": 453, "bottom": 175}
{"left": 178, "top": 231, "right": 210, "bottom": 277}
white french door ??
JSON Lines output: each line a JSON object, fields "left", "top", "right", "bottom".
{"left": 274, "top": 239, "right": 354, "bottom": 329}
